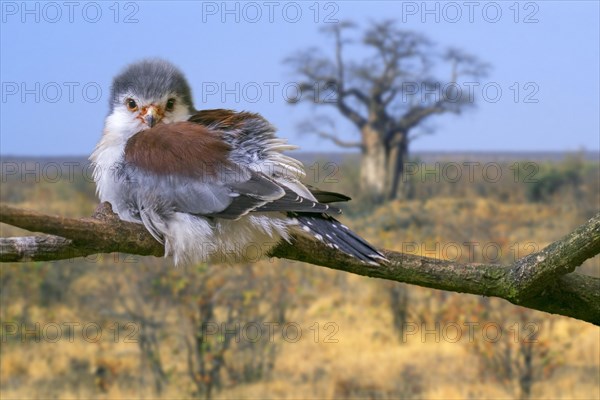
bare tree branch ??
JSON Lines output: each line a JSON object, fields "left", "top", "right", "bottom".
{"left": 314, "top": 131, "right": 364, "bottom": 150}
{"left": 396, "top": 102, "right": 447, "bottom": 132}
{"left": 1, "top": 203, "right": 599, "bottom": 325}
{"left": 285, "top": 24, "right": 368, "bottom": 129}
{"left": 0, "top": 234, "right": 84, "bottom": 262}
{"left": 298, "top": 117, "right": 364, "bottom": 150}
{"left": 510, "top": 217, "right": 600, "bottom": 302}
{"left": 0, "top": 203, "right": 163, "bottom": 259}
{"left": 445, "top": 47, "right": 491, "bottom": 81}
{"left": 336, "top": 97, "right": 367, "bottom": 128}
{"left": 341, "top": 87, "right": 370, "bottom": 107}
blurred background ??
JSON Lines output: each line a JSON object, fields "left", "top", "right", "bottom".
{"left": 1, "top": 1, "right": 599, "bottom": 399}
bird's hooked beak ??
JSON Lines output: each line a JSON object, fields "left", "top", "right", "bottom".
{"left": 142, "top": 105, "right": 162, "bottom": 128}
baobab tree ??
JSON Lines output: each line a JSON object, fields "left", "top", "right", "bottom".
{"left": 286, "top": 20, "right": 490, "bottom": 201}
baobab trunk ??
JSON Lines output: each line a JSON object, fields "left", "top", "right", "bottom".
{"left": 359, "top": 126, "right": 410, "bottom": 202}
{"left": 359, "top": 125, "right": 387, "bottom": 202}
{"left": 387, "top": 133, "right": 409, "bottom": 200}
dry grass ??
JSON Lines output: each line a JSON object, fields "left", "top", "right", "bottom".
{"left": 4, "top": 256, "right": 597, "bottom": 399}
{"left": 1, "top": 157, "right": 599, "bottom": 399}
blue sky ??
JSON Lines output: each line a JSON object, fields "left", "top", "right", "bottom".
{"left": 1, "top": 1, "right": 599, "bottom": 155}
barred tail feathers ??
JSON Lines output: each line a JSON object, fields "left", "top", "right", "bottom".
{"left": 293, "top": 213, "right": 387, "bottom": 265}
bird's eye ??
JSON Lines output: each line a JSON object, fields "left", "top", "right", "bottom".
{"left": 166, "top": 98, "right": 176, "bottom": 111}
{"left": 125, "top": 98, "right": 138, "bottom": 111}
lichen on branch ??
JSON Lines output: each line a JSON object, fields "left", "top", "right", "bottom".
{"left": 1, "top": 203, "right": 599, "bottom": 325}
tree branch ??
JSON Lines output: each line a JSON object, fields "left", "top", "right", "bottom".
{"left": 0, "top": 203, "right": 163, "bottom": 258}
{"left": 314, "top": 131, "right": 364, "bottom": 150}
{"left": 298, "top": 116, "right": 364, "bottom": 151}
{"left": 1, "top": 203, "right": 599, "bottom": 325}
{"left": 341, "top": 88, "right": 370, "bottom": 107}
{"left": 336, "top": 97, "right": 367, "bottom": 128}
{"left": 391, "top": 102, "right": 448, "bottom": 139}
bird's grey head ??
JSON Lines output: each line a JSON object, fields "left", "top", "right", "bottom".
{"left": 106, "top": 59, "right": 195, "bottom": 138}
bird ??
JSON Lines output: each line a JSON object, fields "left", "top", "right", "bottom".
{"left": 90, "top": 59, "right": 386, "bottom": 266}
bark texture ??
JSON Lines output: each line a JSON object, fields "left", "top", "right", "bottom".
{"left": 1, "top": 203, "right": 599, "bottom": 325}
